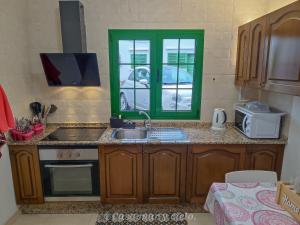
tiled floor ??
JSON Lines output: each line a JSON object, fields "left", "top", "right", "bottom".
{"left": 7, "top": 213, "right": 215, "bottom": 225}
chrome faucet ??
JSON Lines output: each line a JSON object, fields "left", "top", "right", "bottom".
{"left": 139, "top": 111, "right": 151, "bottom": 129}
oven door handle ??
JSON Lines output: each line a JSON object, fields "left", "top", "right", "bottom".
{"left": 44, "top": 164, "right": 93, "bottom": 168}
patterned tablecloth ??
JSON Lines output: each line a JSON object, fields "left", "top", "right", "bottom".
{"left": 204, "top": 182, "right": 300, "bottom": 225}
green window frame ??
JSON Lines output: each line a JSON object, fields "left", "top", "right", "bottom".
{"left": 109, "top": 29, "right": 204, "bottom": 120}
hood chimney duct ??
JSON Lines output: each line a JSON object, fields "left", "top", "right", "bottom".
{"left": 59, "top": 0, "right": 87, "bottom": 53}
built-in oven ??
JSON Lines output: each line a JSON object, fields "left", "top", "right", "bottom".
{"left": 39, "top": 145, "right": 100, "bottom": 201}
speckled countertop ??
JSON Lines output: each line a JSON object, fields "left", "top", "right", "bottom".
{"left": 7, "top": 122, "right": 287, "bottom": 146}
{"left": 7, "top": 123, "right": 108, "bottom": 146}
{"left": 98, "top": 126, "right": 287, "bottom": 145}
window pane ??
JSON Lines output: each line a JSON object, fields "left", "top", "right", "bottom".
{"left": 162, "top": 89, "right": 177, "bottom": 111}
{"left": 162, "top": 65, "right": 178, "bottom": 87}
{"left": 120, "top": 89, "right": 134, "bottom": 111}
{"left": 136, "top": 89, "right": 150, "bottom": 111}
{"left": 119, "top": 65, "right": 134, "bottom": 88}
{"left": 135, "top": 65, "right": 150, "bottom": 88}
{"left": 177, "top": 89, "right": 192, "bottom": 111}
{"left": 179, "top": 39, "right": 195, "bottom": 64}
{"left": 132, "top": 54, "right": 147, "bottom": 65}
{"left": 163, "top": 39, "right": 179, "bottom": 64}
{"left": 119, "top": 40, "right": 134, "bottom": 64}
{"left": 178, "top": 66, "right": 194, "bottom": 88}
{"left": 135, "top": 40, "right": 150, "bottom": 64}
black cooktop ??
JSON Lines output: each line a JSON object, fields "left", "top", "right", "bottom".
{"left": 42, "top": 127, "right": 106, "bottom": 142}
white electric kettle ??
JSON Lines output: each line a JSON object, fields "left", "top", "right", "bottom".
{"left": 211, "top": 108, "right": 227, "bottom": 131}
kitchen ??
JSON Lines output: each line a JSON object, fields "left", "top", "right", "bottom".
{"left": 0, "top": 0, "right": 300, "bottom": 225}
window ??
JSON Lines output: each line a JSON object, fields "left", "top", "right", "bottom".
{"left": 130, "top": 54, "right": 147, "bottom": 68}
{"left": 109, "top": 30, "right": 204, "bottom": 119}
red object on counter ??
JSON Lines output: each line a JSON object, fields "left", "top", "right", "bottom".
{"left": 21, "top": 130, "right": 34, "bottom": 141}
{"left": 0, "top": 85, "right": 15, "bottom": 132}
{"left": 32, "top": 123, "right": 45, "bottom": 135}
{"left": 10, "top": 129, "right": 34, "bottom": 141}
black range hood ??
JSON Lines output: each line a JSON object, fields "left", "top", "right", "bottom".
{"left": 40, "top": 1, "right": 100, "bottom": 86}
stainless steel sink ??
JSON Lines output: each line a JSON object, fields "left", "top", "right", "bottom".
{"left": 111, "top": 127, "right": 188, "bottom": 142}
{"left": 112, "top": 128, "right": 147, "bottom": 140}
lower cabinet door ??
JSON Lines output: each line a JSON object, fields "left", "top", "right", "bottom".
{"left": 100, "top": 145, "right": 143, "bottom": 203}
{"left": 143, "top": 145, "right": 187, "bottom": 203}
{"left": 9, "top": 145, "right": 44, "bottom": 204}
{"left": 246, "top": 145, "right": 284, "bottom": 178}
{"left": 186, "top": 145, "right": 246, "bottom": 204}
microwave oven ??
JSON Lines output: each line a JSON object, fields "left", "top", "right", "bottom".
{"left": 234, "top": 105, "right": 286, "bottom": 139}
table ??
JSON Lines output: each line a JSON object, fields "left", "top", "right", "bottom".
{"left": 204, "top": 182, "right": 300, "bottom": 225}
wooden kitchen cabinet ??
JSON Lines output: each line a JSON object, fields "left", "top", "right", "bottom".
{"left": 186, "top": 145, "right": 246, "bottom": 204}
{"left": 247, "top": 16, "right": 267, "bottom": 88}
{"left": 235, "top": 16, "right": 267, "bottom": 88}
{"left": 263, "top": 1, "right": 300, "bottom": 95}
{"left": 143, "top": 145, "right": 187, "bottom": 203}
{"left": 99, "top": 143, "right": 285, "bottom": 205}
{"left": 9, "top": 145, "right": 44, "bottom": 204}
{"left": 246, "top": 145, "right": 284, "bottom": 178}
{"left": 235, "top": 23, "right": 250, "bottom": 86}
{"left": 236, "top": 1, "right": 300, "bottom": 95}
{"left": 100, "top": 145, "right": 143, "bottom": 203}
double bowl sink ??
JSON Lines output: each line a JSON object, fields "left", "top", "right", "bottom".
{"left": 111, "top": 127, "right": 188, "bottom": 143}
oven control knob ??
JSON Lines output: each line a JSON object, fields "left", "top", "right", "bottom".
{"left": 76, "top": 152, "right": 81, "bottom": 158}
{"left": 69, "top": 152, "right": 72, "bottom": 159}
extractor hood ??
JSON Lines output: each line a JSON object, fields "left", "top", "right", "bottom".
{"left": 40, "top": 1, "right": 100, "bottom": 86}
{"left": 59, "top": 0, "right": 87, "bottom": 53}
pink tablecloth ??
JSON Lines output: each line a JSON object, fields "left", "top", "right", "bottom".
{"left": 204, "top": 182, "right": 300, "bottom": 225}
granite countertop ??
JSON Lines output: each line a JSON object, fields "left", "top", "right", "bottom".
{"left": 7, "top": 123, "right": 108, "bottom": 146}
{"left": 7, "top": 122, "right": 287, "bottom": 146}
{"left": 98, "top": 126, "right": 287, "bottom": 145}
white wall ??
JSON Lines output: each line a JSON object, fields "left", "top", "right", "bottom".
{"left": 260, "top": 0, "right": 299, "bottom": 180}
{"left": 261, "top": 93, "right": 300, "bottom": 180}
{"left": 26, "top": 0, "right": 271, "bottom": 123}
{"left": 0, "top": 0, "right": 31, "bottom": 224}
{"left": 281, "top": 97, "right": 300, "bottom": 180}
{"left": 0, "top": 1, "right": 33, "bottom": 117}
{"left": 0, "top": 145, "right": 18, "bottom": 225}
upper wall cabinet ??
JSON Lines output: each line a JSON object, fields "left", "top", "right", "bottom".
{"left": 264, "top": 1, "right": 300, "bottom": 95}
{"left": 235, "top": 16, "right": 267, "bottom": 88}
{"left": 235, "top": 1, "right": 300, "bottom": 95}
{"left": 235, "top": 23, "right": 250, "bottom": 86}
{"left": 247, "top": 16, "right": 267, "bottom": 88}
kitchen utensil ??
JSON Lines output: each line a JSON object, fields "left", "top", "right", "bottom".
{"left": 49, "top": 104, "right": 57, "bottom": 114}
{"left": 29, "top": 102, "right": 42, "bottom": 117}
{"left": 30, "top": 102, "right": 39, "bottom": 115}
{"left": 41, "top": 105, "right": 46, "bottom": 118}
{"left": 211, "top": 108, "right": 227, "bottom": 131}
{"left": 41, "top": 106, "right": 50, "bottom": 125}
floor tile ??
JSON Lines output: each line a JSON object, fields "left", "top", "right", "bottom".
{"left": 7, "top": 213, "right": 215, "bottom": 225}
{"left": 187, "top": 213, "right": 215, "bottom": 225}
